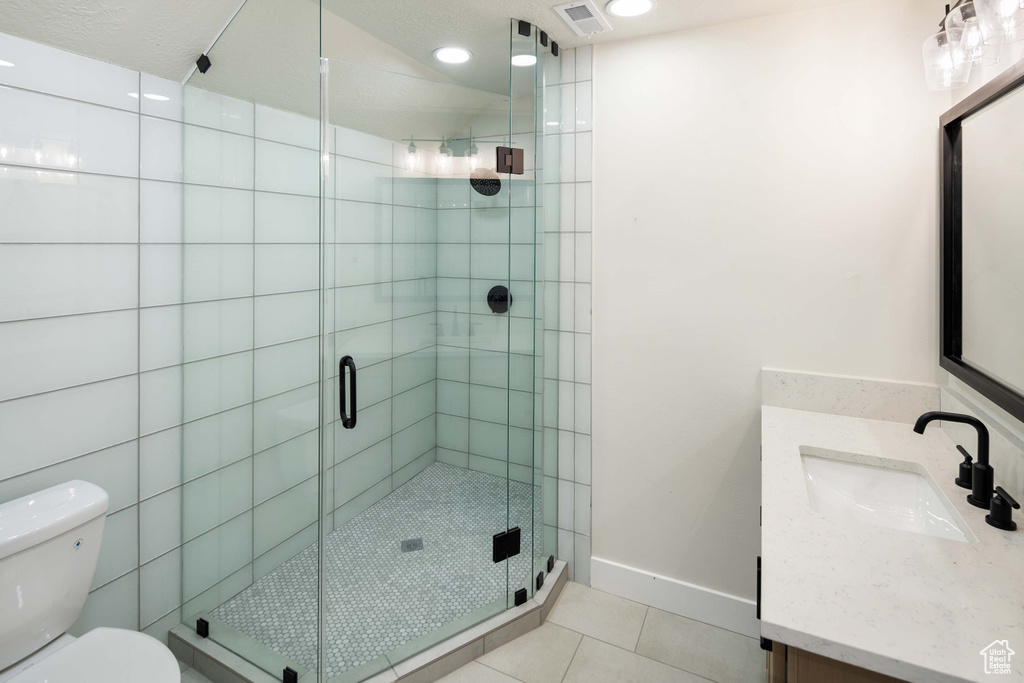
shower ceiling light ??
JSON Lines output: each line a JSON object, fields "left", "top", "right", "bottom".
{"left": 511, "top": 54, "right": 537, "bottom": 66}
{"left": 433, "top": 47, "right": 472, "bottom": 64}
{"left": 143, "top": 93, "right": 170, "bottom": 101}
{"left": 0, "top": 60, "right": 13, "bottom": 67}
{"left": 606, "top": 0, "right": 656, "bottom": 17}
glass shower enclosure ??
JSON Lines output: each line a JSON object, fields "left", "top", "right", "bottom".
{"left": 170, "top": 2, "right": 561, "bottom": 680}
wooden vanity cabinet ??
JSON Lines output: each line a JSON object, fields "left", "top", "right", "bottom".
{"left": 766, "top": 643, "right": 906, "bottom": 682}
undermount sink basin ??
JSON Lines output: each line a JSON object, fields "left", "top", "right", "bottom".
{"left": 800, "top": 448, "right": 973, "bottom": 543}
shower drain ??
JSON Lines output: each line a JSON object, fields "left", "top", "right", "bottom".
{"left": 400, "top": 538, "right": 424, "bottom": 552}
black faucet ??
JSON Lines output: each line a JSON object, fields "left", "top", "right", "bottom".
{"left": 913, "top": 411, "right": 993, "bottom": 509}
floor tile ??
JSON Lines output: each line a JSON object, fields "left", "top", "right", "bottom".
{"left": 438, "top": 661, "right": 522, "bottom": 683}
{"left": 546, "top": 582, "right": 648, "bottom": 650}
{"left": 635, "top": 608, "right": 764, "bottom": 683}
{"left": 564, "top": 637, "right": 706, "bottom": 683}
{"left": 181, "top": 667, "right": 215, "bottom": 683}
{"left": 209, "top": 462, "right": 542, "bottom": 679}
{"left": 477, "top": 622, "right": 583, "bottom": 683}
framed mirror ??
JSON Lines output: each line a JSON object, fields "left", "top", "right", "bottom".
{"left": 940, "top": 58, "right": 1024, "bottom": 423}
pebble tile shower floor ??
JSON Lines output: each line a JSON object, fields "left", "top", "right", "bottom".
{"left": 210, "top": 462, "right": 542, "bottom": 679}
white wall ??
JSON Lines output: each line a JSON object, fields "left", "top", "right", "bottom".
{"left": 590, "top": 0, "right": 948, "bottom": 601}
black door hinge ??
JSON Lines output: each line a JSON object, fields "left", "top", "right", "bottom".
{"left": 196, "top": 618, "right": 209, "bottom": 638}
{"left": 283, "top": 667, "right": 298, "bottom": 683}
{"left": 536, "top": 572, "right": 544, "bottom": 590}
{"left": 760, "top": 636, "right": 773, "bottom": 652}
{"left": 492, "top": 526, "right": 522, "bottom": 562}
{"left": 547, "top": 555, "right": 555, "bottom": 572}
{"left": 497, "top": 147, "right": 525, "bottom": 175}
{"left": 515, "top": 587, "right": 528, "bottom": 606}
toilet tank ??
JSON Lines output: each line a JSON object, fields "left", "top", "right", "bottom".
{"left": 0, "top": 481, "right": 109, "bottom": 670}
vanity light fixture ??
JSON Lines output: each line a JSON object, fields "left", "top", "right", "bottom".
{"left": 438, "top": 139, "right": 453, "bottom": 173}
{"left": 922, "top": 3, "right": 975, "bottom": 90}
{"left": 975, "top": 0, "right": 1024, "bottom": 43}
{"left": 433, "top": 46, "right": 472, "bottom": 64}
{"left": 946, "top": 2, "right": 1001, "bottom": 65}
{"left": 923, "top": 24, "right": 970, "bottom": 90}
{"left": 511, "top": 54, "right": 538, "bottom": 66}
{"left": 606, "top": 0, "right": 656, "bottom": 17}
{"left": 405, "top": 140, "right": 419, "bottom": 171}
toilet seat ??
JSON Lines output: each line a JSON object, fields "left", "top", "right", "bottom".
{"left": 8, "top": 628, "right": 180, "bottom": 683}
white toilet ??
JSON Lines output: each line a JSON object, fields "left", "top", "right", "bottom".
{"left": 0, "top": 481, "right": 180, "bottom": 682}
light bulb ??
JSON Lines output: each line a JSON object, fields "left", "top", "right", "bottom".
{"left": 433, "top": 47, "right": 472, "bottom": 64}
{"left": 405, "top": 141, "right": 419, "bottom": 171}
{"left": 606, "top": 0, "right": 656, "bottom": 17}
{"left": 922, "top": 27, "right": 971, "bottom": 90}
{"left": 975, "top": 0, "right": 1024, "bottom": 43}
{"left": 947, "top": 2, "right": 1000, "bottom": 65}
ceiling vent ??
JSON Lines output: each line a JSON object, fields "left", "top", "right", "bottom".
{"left": 553, "top": 1, "right": 613, "bottom": 37}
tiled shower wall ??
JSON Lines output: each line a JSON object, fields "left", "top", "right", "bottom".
{"left": 0, "top": 30, "right": 442, "bottom": 646}
{"left": 553, "top": 46, "right": 594, "bottom": 585}
{"left": 328, "top": 136, "right": 441, "bottom": 530}
{"left": 433, "top": 173, "right": 538, "bottom": 484}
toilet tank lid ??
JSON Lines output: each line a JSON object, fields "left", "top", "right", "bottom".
{"left": 0, "top": 481, "right": 109, "bottom": 560}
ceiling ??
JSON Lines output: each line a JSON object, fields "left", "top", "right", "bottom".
{"left": 0, "top": 0, "right": 854, "bottom": 84}
{"left": 0, "top": 0, "right": 853, "bottom": 140}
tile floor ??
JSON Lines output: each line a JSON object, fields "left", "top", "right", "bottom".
{"left": 207, "top": 463, "right": 544, "bottom": 679}
{"left": 439, "top": 582, "right": 766, "bottom": 683}
{"left": 177, "top": 582, "right": 763, "bottom": 683}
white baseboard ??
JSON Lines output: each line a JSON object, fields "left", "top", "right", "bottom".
{"left": 590, "top": 556, "right": 759, "bottom": 639}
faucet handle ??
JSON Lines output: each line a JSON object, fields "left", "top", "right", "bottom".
{"left": 955, "top": 445, "right": 973, "bottom": 490}
{"left": 986, "top": 487, "right": 1020, "bottom": 531}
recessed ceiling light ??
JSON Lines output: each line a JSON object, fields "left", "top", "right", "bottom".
{"left": 511, "top": 54, "right": 537, "bottom": 67}
{"left": 143, "top": 93, "right": 170, "bottom": 101}
{"left": 606, "top": 0, "right": 656, "bottom": 17}
{"left": 128, "top": 92, "right": 140, "bottom": 98}
{"left": 433, "top": 47, "right": 472, "bottom": 64}
{"left": 0, "top": 60, "right": 13, "bottom": 67}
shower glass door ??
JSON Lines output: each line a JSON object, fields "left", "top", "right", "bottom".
{"left": 317, "top": 44, "right": 521, "bottom": 678}
{"left": 175, "top": 0, "right": 325, "bottom": 678}
{"left": 171, "top": 2, "right": 555, "bottom": 680}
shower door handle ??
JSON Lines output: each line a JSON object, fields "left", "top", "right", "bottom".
{"left": 339, "top": 355, "right": 357, "bottom": 429}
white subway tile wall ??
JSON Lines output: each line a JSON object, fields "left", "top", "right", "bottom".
{"left": 0, "top": 28, "right": 572, "bottom": 648}
{"left": 0, "top": 30, "right": 439, "bottom": 646}
{"left": 551, "top": 46, "right": 593, "bottom": 585}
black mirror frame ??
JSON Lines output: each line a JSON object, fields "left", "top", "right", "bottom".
{"left": 940, "top": 57, "right": 1024, "bottom": 425}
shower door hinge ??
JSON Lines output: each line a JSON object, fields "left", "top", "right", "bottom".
{"left": 515, "top": 588, "right": 528, "bottom": 606}
{"left": 492, "top": 526, "right": 522, "bottom": 563}
{"left": 497, "top": 147, "right": 525, "bottom": 175}
{"left": 283, "top": 667, "right": 298, "bottom": 683}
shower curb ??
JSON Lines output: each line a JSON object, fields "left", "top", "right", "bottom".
{"left": 169, "top": 560, "right": 568, "bottom": 683}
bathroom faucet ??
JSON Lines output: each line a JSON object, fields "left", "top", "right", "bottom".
{"left": 913, "top": 411, "right": 993, "bottom": 509}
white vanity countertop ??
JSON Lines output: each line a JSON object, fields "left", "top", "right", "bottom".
{"left": 761, "top": 407, "right": 1024, "bottom": 682}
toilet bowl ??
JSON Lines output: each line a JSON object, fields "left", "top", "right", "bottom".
{"left": 0, "top": 482, "right": 181, "bottom": 682}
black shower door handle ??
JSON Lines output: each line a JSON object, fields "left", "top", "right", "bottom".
{"left": 339, "top": 355, "right": 357, "bottom": 429}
